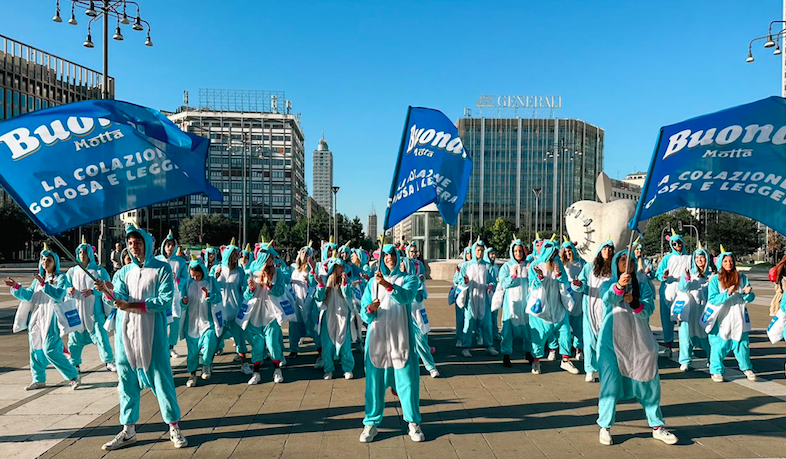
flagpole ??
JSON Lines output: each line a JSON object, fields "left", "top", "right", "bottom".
{"left": 48, "top": 236, "right": 114, "bottom": 299}
{"left": 383, "top": 106, "right": 413, "bottom": 230}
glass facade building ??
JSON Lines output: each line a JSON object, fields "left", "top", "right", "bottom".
{"left": 457, "top": 117, "right": 604, "bottom": 239}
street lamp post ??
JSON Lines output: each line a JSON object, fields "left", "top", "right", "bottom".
{"left": 52, "top": 0, "right": 153, "bottom": 268}
{"left": 332, "top": 186, "right": 340, "bottom": 243}
{"left": 532, "top": 187, "right": 542, "bottom": 237}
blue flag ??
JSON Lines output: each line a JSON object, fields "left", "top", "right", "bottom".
{"left": 383, "top": 107, "right": 472, "bottom": 230}
{"left": 630, "top": 96, "right": 786, "bottom": 234}
{"left": 0, "top": 99, "right": 221, "bottom": 235}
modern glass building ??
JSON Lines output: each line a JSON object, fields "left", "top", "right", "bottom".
{"left": 312, "top": 135, "right": 334, "bottom": 216}
{"left": 457, "top": 117, "right": 604, "bottom": 241}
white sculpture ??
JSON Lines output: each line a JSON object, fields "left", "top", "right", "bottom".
{"left": 564, "top": 172, "right": 646, "bottom": 263}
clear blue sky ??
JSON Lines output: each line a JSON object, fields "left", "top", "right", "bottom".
{"left": 3, "top": 1, "right": 783, "bottom": 235}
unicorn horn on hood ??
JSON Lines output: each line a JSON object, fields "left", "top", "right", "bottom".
{"left": 230, "top": 237, "right": 236, "bottom": 246}
{"left": 476, "top": 236, "right": 481, "bottom": 244}
{"left": 43, "top": 242, "right": 49, "bottom": 252}
{"left": 343, "top": 240, "right": 351, "bottom": 248}
{"left": 535, "top": 232, "right": 541, "bottom": 240}
{"left": 168, "top": 229, "right": 174, "bottom": 238}
{"left": 127, "top": 219, "right": 140, "bottom": 229}
{"left": 260, "top": 236, "right": 267, "bottom": 244}
{"left": 268, "top": 240, "right": 275, "bottom": 248}
{"left": 244, "top": 243, "right": 251, "bottom": 252}
{"left": 191, "top": 254, "right": 198, "bottom": 261}
{"left": 697, "top": 240, "right": 703, "bottom": 250}
{"left": 671, "top": 228, "right": 678, "bottom": 237}
{"left": 563, "top": 235, "right": 569, "bottom": 244}
{"left": 549, "top": 234, "right": 556, "bottom": 242}
{"left": 329, "top": 236, "right": 334, "bottom": 244}
{"left": 308, "top": 241, "right": 313, "bottom": 248}
{"left": 205, "top": 243, "right": 212, "bottom": 249}
{"left": 720, "top": 244, "right": 726, "bottom": 253}
{"left": 632, "top": 236, "right": 641, "bottom": 246}
{"left": 81, "top": 235, "right": 87, "bottom": 245}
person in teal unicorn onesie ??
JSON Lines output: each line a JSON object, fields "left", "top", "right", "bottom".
{"left": 527, "top": 237, "right": 580, "bottom": 375}
{"left": 560, "top": 237, "right": 586, "bottom": 361}
{"left": 401, "top": 257, "right": 439, "bottom": 378}
{"left": 181, "top": 255, "right": 222, "bottom": 387}
{"left": 484, "top": 246, "right": 503, "bottom": 341}
{"left": 359, "top": 244, "right": 423, "bottom": 443}
{"left": 675, "top": 243, "right": 711, "bottom": 372}
{"left": 6, "top": 244, "right": 80, "bottom": 390}
{"left": 155, "top": 230, "right": 189, "bottom": 359}
{"left": 706, "top": 246, "right": 757, "bottom": 383}
{"left": 576, "top": 238, "right": 615, "bottom": 383}
{"left": 315, "top": 257, "right": 356, "bottom": 379}
{"left": 656, "top": 230, "right": 691, "bottom": 357}
{"left": 451, "top": 246, "right": 473, "bottom": 348}
{"left": 289, "top": 244, "right": 321, "bottom": 360}
{"left": 65, "top": 236, "right": 115, "bottom": 373}
{"left": 596, "top": 249, "right": 677, "bottom": 446}
{"left": 497, "top": 238, "right": 532, "bottom": 367}
{"left": 94, "top": 223, "right": 187, "bottom": 451}
{"left": 211, "top": 239, "right": 251, "bottom": 374}
{"left": 456, "top": 239, "right": 499, "bottom": 358}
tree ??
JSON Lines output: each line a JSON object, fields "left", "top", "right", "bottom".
{"left": 768, "top": 231, "right": 786, "bottom": 263}
{"left": 487, "top": 217, "right": 516, "bottom": 255}
{"left": 706, "top": 212, "right": 761, "bottom": 258}
{"left": 641, "top": 208, "right": 701, "bottom": 257}
{"left": 258, "top": 223, "right": 272, "bottom": 243}
{"left": 179, "top": 213, "right": 236, "bottom": 246}
{"left": 273, "top": 220, "right": 292, "bottom": 248}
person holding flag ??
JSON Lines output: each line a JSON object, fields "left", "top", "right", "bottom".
{"left": 705, "top": 246, "right": 757, "bottom": 383}
{"left": 6, "top": 244, "right": 81, "bottom": 391}
{"left": 498, "top": 238, "right": 531, "bottom": 367}
{"left": 65, "top": 237, "right": 115, "bottom": 373}
{"left": 156, "top": 230, "right": 189, "bottom": 359}
{"left": 656, "top": 230, "right": 691, "bottom": 358}
{"left": 359, "top": 244, "right": 423, "bottom": 443}
{"left": 181, "top": 255, "right": 222, "bottom": 387}
{"left": 596, "top": 249, "right": 677, "bottom": 446}
{"left": 95, "top": 222, "right": 187, "bottom": 451}
{"left": 211, "top": 239, "right": 251, "bottom": 375}
{"left": 456, "top": 239, "right": 499, "bottom": 358}
{"left": 576, "top": 239, "right": 615, "bottom": 383}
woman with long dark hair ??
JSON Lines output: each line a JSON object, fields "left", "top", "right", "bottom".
{"left": 596, "top": 249, "right": 677, "bottom": 446}
{"left": 576, "top": 239, "right": 614, "bottom": 382}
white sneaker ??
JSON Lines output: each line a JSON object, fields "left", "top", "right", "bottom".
{"left": 170, "top": 349, "right": 183, "bottom": 358}
{"left": 599, "top": 427, "right": 612, "bottom": 446}
{"left": 429, "top": 369, "right": 440, "bottom": 378}
{"left": 323, "top": 372, "right": 333, "bottom": 380}
{"left": 186, "top": 375, "right": 197, "bottom": 387}
{"left": 315, "top": 356, "right": 324, "bottom": 369}
{"left": 531, "top": 361, "right": 541, "bottom": 375}
{"left": 273, "top": 368, "right": 284, "bottom": 383}
{"left": 102, "top": 429, "right": 137, "bottom": 451}
{"left": 248, "top": 372, "right": 262, "bottom": 385}
{"left": 575, "top": 351, "right": 583, "bottom": 361}
{"left": 169, "top": 425, "right": 188, "bottom": 448}
{"left": 201, "top": 365, "right": 212, "bottom": 380}
{"left": 70, "top": 375, "right": 81, "bottom": 390}
{"left": 652, "top": 427, "right": 678, "bottom": 445}
{"left": 486, "top": 347, "right": 499, "bottom": 356}
{"left": 461, "top": 349, "right": 472, "bottom": 358}
{"left": 455, "top": 339, "right": 462, "bottom": 348}
{"left": 560, "top": 360, "right": 580, "bottom": 375}
{"left": 344, "top": 372, "right": 353, "bottom": 380}
{"left": 106, "top": 362, "right": 117, "bottom": 372}
{"left": 280, "top": 356, "right": 287, "bottom": 367}
{"left": 240, "top": 363, "right": 253, "bottom": 375}
{"left": 408, "top": 423, "right": 425, "bottom": 442}
{"left": 547, "top": 350, "right": 557, "bottom": 361}
{"left": 25, "top": 381, "right": 46, "bottom": 390}
{"left": 359, "top": 425, "right": 378, "bottom": 443}
{"left": 585, "top": 372, "right": 595, "bottom": 383}
{"left": 744, "top": 370, "right": 757, "bottom": 381}
{"left": 711, "top": 374, "right": 724, "bottom": 383}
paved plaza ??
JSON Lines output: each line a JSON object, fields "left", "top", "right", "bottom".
{"left": 1, "top": 266, "right": 786, "bottom": 459}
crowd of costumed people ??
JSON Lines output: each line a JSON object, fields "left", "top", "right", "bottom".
{"left": 7, "top": 224, "right": 783, "bottom": 449}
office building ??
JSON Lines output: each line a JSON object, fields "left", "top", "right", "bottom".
{"left": 135, "top": 89, "right": 306, "bottom": 242}
{"left": 457, "top": 116, "right": 605, "bottom": 238}
{"left": 610, "top": 177, "right": 641, "bottom": 201}
{"left": 0, "top": 34, "right": 113, "bottom": 203}
{"left": 312, "top": 135, "right": 333, "bottom": 216}
{"left": 623, "top": 171, "right": 647, "bottom": 188}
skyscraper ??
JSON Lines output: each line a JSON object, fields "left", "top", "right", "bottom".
{"left": 312, "top": 134, "right": 333, "bottom": 216}
{"left": 368, "top": 205, "right": 378, "bottom": 239}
